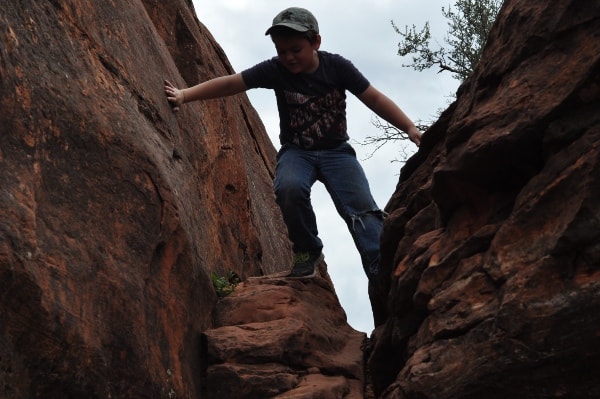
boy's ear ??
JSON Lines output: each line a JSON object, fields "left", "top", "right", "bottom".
{"left": 313, "top": 34, "right": 322, "bottom": 50}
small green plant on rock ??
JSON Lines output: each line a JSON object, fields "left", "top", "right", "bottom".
{"left": 211, "top": 270, "right": 240, "bottom": 298}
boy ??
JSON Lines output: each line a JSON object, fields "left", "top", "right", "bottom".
{"left": 165, "top": 7, "right": 421, "bottom": 302}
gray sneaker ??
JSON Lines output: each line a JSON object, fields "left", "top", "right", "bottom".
{"left": 288, "top": 251, "right": 323, "bottom": 278}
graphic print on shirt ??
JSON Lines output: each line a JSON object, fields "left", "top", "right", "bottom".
{"left": 284, "top": 88, "right": 347, "bottom": 148}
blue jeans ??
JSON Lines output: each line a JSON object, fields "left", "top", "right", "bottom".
{"left": 274, "top": 142, "right": 384, "bottom": 280}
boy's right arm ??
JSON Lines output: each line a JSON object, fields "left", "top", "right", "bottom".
{"left": 164, "top": 73, "right": 248, "bottom": 112}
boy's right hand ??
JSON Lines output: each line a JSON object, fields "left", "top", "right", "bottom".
{"left": 164, "top": 80, "right": 185, "bottom": 112}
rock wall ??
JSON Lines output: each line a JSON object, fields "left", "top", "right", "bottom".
{"left": 2, "top": 0, "right": 599, "bottom": 398}
{"left": 371, "top": 0, "right": 600, "bottom": 397}
{"left": 0, "top": 1, "right": 292, "bottom": 397}
{"left": 203, "top": 268, "right": 366, "bottom": 399}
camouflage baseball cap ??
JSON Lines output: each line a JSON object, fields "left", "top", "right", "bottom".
{"left": 265, "top": 7, "right": 319, "bottom": 35}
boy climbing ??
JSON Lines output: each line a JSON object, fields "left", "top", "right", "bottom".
{"left": 165, "top": 7, "right": 421, "bottom": 323}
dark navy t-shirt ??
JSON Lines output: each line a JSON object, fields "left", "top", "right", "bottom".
{"left": 241, "top": 51, "right": 370, "bottom": 149}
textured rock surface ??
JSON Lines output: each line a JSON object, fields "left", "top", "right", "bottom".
{"left": 371, "top": 0, "right": 600, "bottom": 398}
{"left": 3, "top": 0, "right": 599, "bottom": 397}
{"left": 0, "top": 1, "right": 293, "bottom": 398}
{"left": 203, "top": 265, "right": 366, "bottom": 399}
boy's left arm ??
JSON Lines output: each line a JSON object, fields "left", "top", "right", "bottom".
{"left": 358, "top": 85, "right": 422, "bottom": 146}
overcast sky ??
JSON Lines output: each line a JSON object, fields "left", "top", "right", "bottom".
{"left": 191, "top": 1, "right": 459, "bottom": 333}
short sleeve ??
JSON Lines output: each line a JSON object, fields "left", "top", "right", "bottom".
{"left": 241, "top": 59, "right": 279, "bottom": 89}
{"left": 332, "top": 54, "right": 370, "bottom": 96}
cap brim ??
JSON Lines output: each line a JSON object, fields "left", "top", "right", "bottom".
{"left": 265, "top": 22, "right": 311, "bottom": 35}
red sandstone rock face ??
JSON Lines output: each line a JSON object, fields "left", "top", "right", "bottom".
{"left": 0, "top": 1, "right": 293, "bottom": 397}
{"left": 371, "top": 0, "right": 600, "bottom": 398}
{"left": 3, "top": 0, "right": 599, "bottom": 397}
{"left": 203, "top": 267, "right": 366, "bottom": 398}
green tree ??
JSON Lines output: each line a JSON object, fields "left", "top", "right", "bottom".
{"left": 363, "top": 0, "right": 502, "bottom": 159}
{"left": 395, "top": 0, "right": 502, "bottom": 81}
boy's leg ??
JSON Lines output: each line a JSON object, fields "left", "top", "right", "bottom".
{"left": 273, "top": 145, "right": 323, "bottom": 255}
{"left": 317, "top": 143, "right": 384, "bottom": 280}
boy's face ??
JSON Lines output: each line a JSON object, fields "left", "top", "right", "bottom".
{"left": 271, "top": 34, "right": 321, "bottom": 74}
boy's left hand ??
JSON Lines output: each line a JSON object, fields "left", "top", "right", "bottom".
{"left": 407, "top": 126, "right": 422, "bottom": 146}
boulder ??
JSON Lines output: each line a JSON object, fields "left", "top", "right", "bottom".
{"left": 203, "top": 268, "right": 365, "bottom": 398}
{"left": 371, "top": 0, "right": 600, "bottom": 397}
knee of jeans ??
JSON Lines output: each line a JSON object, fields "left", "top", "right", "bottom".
{"left": 275, "top": 178, "right": 310, "bottom": 203}
{"left": 349, "top": 209, "right": 386, "bottom": 231}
